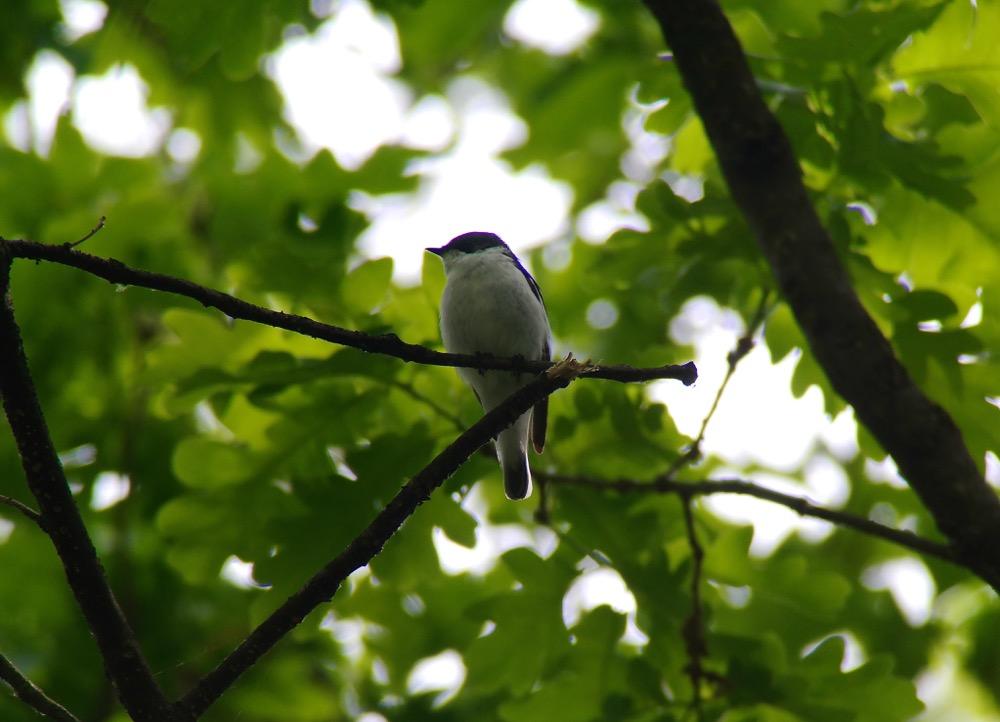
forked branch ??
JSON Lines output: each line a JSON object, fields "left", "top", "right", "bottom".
{"left": 0, "top": 260, "right": 188, "bottom": 722}
{"left": 542, "top": 472, "right": 958, "bottom": 564}
{"left": 0, "top": 235, "right": 696, "bottom": 720}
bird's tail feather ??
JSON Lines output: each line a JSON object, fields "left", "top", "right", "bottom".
{"left": 497, "top": 425, "right": 531, "bottom": 500}
{"left": 531, "top": 397, "right": 547, "bottom": 454}
{"left": 502, "top": 455, "right": 531, "bottom": 500}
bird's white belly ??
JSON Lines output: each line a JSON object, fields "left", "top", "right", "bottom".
{"left": 440, "top": 258, "right": 548, "bottom": 360}
{"left": 439, "top": 253, "right": 549, "bottom": 409}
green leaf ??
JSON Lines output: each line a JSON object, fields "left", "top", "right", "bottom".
{"left": 892, "top": 289, "right": 959, "bottom": 322}
{"left": 895, "top": 1, "right": 1000, "bottom": 124}
{"left": 671, "top": 116, "right": 713, "bottom": 174}
{"left": 172, "top": 438, "right": 255, "bottom": 488}
{"left": 433, "top": 494, "right": 477, "bottom": 548}
{"left": 704, "top": 525, "right": 754, "bottom": 585}
{"left": 499, "top": 608, "right": 630, "bottom": 722}
{"left": 5, "top": 3, "right": 997, "bottom": 719}
{"left": 572, "top": 385, "right": 604, "bottom": 420}
{"left": 342, "top": 257, "right": 394, "bottom": 315}
{"left": 775, "top": 4, "right": 945, "bottom": 69}
{"left": 464, "top": 549, "right": 576, "bottom": 695}
{"left": 764, "top": 304, "right": 802, "bottom": 363}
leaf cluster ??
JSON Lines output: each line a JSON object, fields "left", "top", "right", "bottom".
{"left": 0, "top": 0, "right": 997, "bottom": 720}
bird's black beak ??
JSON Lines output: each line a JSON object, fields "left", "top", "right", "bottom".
{"left": 426, "top": 246, "right": 444, "bottom": 257}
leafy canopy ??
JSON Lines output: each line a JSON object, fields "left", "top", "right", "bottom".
{"left": 0, "top": 0, "right": 998, "bottom": 720}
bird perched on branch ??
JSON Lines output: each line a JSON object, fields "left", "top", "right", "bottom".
{"left": 427, "top": 232, "right": 552, "bottom": 500}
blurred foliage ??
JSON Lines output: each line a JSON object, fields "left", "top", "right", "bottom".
{"left": 0, "top": 0, "right": 998, "bottom": 720}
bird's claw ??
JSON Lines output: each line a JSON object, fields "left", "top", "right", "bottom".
{"left": 545, "top": 353, "right": 595, "bottom": 381}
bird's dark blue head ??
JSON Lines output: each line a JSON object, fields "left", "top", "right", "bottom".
{"left": 427, "top": 231, "right": 544, "bottom": 305}
{"left": 426, "top": 231, "right": 509, "bottom": 257}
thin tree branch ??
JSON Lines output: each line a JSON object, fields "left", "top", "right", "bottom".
{"left": 680, "top": 495, "right": 706, "bottom": 721}
{"left": 178, "top": 358, "right": 588, "bottom": 718}
{"left": 388, "top": 379, "right": 467, "bottom": 430}
{"left": 663, "top": 292, "right": 771, "bottom": 480}
{"left": 0, "top": 260, "right": 187, "bottom": 722}
{"left": 0, "top": 494, "right": 43, "bottom": 527}
{"left": 641, "top": 0, "right": 1000, "bottom": 589}
{"left": 64, "top": 216, "right": 105, "bottom": 249}
{"left": 2, "top": 239, "right": 696, "bottom": 386}
{"left": 540, "top": 472, "right": 959, "bottom": 565}
{"left": 0, "top": 653, "right": 80, "bottom": 722}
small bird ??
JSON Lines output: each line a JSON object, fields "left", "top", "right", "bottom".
{"left": 427, "top": 232, "right": 552, "bottom": 500}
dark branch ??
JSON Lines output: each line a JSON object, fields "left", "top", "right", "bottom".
{"left": 0, "top": 653, "right": 80, "bottom": 722}
{"left": 0, "top": 260, "right": 187, "bottom": 722}
{"left": 541, "top": 472, "right": 959, "bottom": 565}
{"left": 3, "top": 240, "right": 696, "bottom": 386}
{"left": 680, "top": 496, "right": 707, "bottom": 720}
{"left": 641, "top": 0, "right": 1000, "bottom": 589}
{"left": 178, "top": 359, "right": 586, "bottom": 717}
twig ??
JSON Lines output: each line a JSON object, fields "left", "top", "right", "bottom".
{"left": 539, "top": 472, "right": 959, "bottom": 565}
{"left": 680, "top": 495, "right": 706, "bottom": 721}
{"left": 177, "top": 358, "right": 588, "bottom": 718}
{"left": 0, "top": 494, "right": 43, "bottom": 527}
{"left": 64, "top": 216, "right": 106, "bottom": 249}
{"left": 0, "top": 653, "right": 80, "bottom": 722}
{"left": 388, "top": 379, "right": 467, "bottom": 430}
{"left": 0, "top": 261, "right": 186, "bottom": 722}
{"left": 546, "top": 524, "right": 615, "bottom": 568}
{"left": 530, "top": 481, "right": 616, "bottom": 568}
{"left": 662, "top": 291, "right": 771, "bottom": 480}
{"left": 3, "top": 239, "right": 696, "bottom": 386}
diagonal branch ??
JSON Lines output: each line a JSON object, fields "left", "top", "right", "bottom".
{"left": 2, "top": 239, "right": 696, "bottom": 386}
{"left": 177, "top": 358, "right": 588, "bottom": 718}
{"left": 0, "top": 653, "right": 81, "bottom": 722}
{"left": 541, "top": 472, "right": 959, "bottom": 565}
{"left": 641, "top": 0, "right": 1000, "bottom": 589}
{"left": 0, "top": 260, "right": 187, "bottom": 722}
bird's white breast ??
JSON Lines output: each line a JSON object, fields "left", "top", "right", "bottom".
{"left": 439, "top": 249, "right": 550, "bottom": 363}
